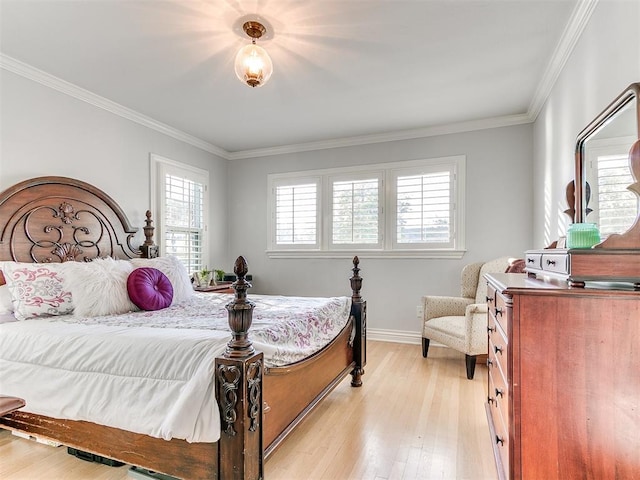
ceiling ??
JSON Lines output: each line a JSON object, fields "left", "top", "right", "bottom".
{"left": 0, "top": 0, "right": 583, "bottom": 157}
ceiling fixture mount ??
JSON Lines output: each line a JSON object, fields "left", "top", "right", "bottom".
{"left": 234, "top": 20, "right": 273, "bottom": 88}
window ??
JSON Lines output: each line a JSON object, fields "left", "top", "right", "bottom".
{"left": 330, "top": 175, "right": 382, "bottom": 248}
{"left": 272, "top": 177, "right": 320, "bottom": 249}
{"left": 151, "top": 154, "right": 209, "bottom": 274}
{"left": 268, "top": 156, "right": 465, "bottom": 258}
{"left": 392, "top": 164, "right": 455, "bottom": 249}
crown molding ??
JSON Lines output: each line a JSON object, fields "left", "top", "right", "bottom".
{"left": 0, "top": 54, "right": 230, "bottom": 159}
{"left": 527, "top": 0, "right": 599, "bottom": 120}
{"left": 228, "top": 113, "right": 532, "bottom": 160}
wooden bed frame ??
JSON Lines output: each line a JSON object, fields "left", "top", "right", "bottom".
{"left": 0, "top": 176, "right": 367, "bottom": 480}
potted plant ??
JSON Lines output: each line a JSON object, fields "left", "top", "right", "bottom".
{"left": 197, "top": 267, "right": 212, "bottom": 287}
{"left": 214, "top": 269, "right": 225, "bottom": 283}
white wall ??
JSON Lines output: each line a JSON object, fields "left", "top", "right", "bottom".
{"left": 0, "top": 70, "right": 229, "bottom": 264}
{"left": 228, "top": 125, "right": 533, "bottom": 338}
{"left": 533, "top": 0, "right": 640, "bottom": 247}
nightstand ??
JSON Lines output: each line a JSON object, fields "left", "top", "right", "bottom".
{"left": 194, "top": 282, "right": 235, "bottom": 294}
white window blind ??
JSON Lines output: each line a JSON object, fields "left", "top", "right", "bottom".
{"left": 396, "top": 171, "right": 452, "bottom": 245}
{"left": 164, "top": 174, "right": 205, "bottom": 274}
{"left": 596, "top": 153, "right": 636, "bottom": 236}
{"left": 275, "top": 183, "right": 318, "bottom": 245}
{"left": 152, "top": 154, "right": 209, "bottom": 274}
{"left": 331, "top": 178, "right": 380, "bottom": 246}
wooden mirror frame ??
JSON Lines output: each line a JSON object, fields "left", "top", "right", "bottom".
{"left": 574, "top": 82, "right": 640, "bottom": 248}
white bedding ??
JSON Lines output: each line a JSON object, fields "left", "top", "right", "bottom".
{"left": 0, "top": 292, "right": 351, "bottom": 443}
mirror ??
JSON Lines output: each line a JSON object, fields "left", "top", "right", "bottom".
{"left": 575, "top": 83, "right": 640, "bottom": 240}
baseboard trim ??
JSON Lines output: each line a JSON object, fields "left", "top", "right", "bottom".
{"left": 368, "top": 328, "right": 421, "bottom": 345}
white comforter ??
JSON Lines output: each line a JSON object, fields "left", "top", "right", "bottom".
{"left": 0, "top": 293, "right": 351, "bottom": 443}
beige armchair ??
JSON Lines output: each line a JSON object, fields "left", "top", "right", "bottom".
{"left": 421, "top": 257, "right": 514, "bottom": 379}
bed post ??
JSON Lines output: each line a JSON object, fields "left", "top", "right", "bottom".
{"left": 215, "top": 256, "right": 264, "bottom": 480}
{"left": 350, "top": 256, "right": 366, "bottom": 387}
{"left": 139, "top": 210, "right": 158, "bottom": 259}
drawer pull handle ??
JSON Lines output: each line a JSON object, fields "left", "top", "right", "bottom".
{"left": 487, "top": 325, "right": 496, "bottom": 333}
{"left": 495, "top": 307, "right": 503, "bottom": 317}
{"left": 496, "top": 435, "right": 505, "bottom": 446}
{"left": 495, "top": 388, "right": 504, "bottom": 398}
{"left": 486, "top": 296, "right": 494, "bottom": 303}
{"left": 546, "top": 259, "right": 556, "bottom": 266}
{"left": 527, "top": 258, "right": 534, "bottom": 263}
{"left": 494, "top": 345, "right": 503, "bottom": 355}
{"left": 488, "top": 396, "right": 495, "bottom": 405}
{"left": 487, "top": 358, "right": 494, "bottom": 368}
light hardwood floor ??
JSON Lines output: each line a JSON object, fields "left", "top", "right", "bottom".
{"left": 0, "top": 342, "right": 497, "bottom": 480}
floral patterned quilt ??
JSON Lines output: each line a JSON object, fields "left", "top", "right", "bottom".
{"left": 61, "top": 292, "right": 353, "bottom": 367}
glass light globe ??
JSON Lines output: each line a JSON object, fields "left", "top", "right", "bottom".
{"left": 234, "top": 43, "right": 273, "bottom": 88}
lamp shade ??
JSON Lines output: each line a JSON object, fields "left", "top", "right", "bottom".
{"left": 234, "top": 43, "right": 273, "bottom": 88}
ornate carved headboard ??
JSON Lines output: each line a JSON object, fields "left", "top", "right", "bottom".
{"left": 0, "top": 176, "right": 156, "bottom": 263}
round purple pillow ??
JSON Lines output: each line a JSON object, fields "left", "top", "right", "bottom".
{"left": 127, "top": 267, "right": 173, "bottom": 311}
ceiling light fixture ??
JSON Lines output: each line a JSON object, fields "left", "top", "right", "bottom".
{"left": 234, "top": 21, "right": 273, "bottom": 88}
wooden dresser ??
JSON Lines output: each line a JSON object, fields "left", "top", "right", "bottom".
{"left": 484, "top": 273, "right": 640, "bottom": 480}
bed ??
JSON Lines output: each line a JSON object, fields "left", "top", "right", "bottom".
{"left": 0, "top": 176, "right": 367, "bottom": 480}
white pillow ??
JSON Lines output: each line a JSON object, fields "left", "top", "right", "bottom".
{"left": 130, "top": 256, "right": 193, "bottom": 304}
{"left": 0, "top": 263, "right": 13, "bottom": 315}
{"left": 3, "top": 261, "right": 74, "bottom": 320}
{"left": 0, "top": 285, "right": 12, "bottom": 315}
{"left": 64, "top": 257, "right": 138, "bottom": 317}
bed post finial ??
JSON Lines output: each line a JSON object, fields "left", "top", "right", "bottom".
{"left": 350, "top": 255, "right": 362, "bottom": 302}
{"left": 224, "top": 256, "right": 255, "bottom": 358}
{"left": 140, "top": 210, "right": 158, "bottom": 258}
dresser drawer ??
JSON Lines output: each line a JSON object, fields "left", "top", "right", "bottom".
{"left": 525, "top": 252, "right": 542, "bottom": 270}
{"left": 489, "top": 331, "right": 508, "bottom": 385}
{"left": 489, "top": 368, "right": 509, "bottom": 434}
{"left": 490, "top": 391, "right": 510, "bottom": 478}
{"left": 540, "top": 252, "right": 569, "bottom": 275}
{"left": 492, "top": 291, "right": 509, "bottom": 338}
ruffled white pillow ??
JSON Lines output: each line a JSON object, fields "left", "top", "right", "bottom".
{"left": 64, "top": 257, "right": 138, "bottom": 317}
{"left": 3, "top": 261, "right": 74, "bottom": 320}
{"left": 130, "top": 256, "right": 193, "bottom": 304}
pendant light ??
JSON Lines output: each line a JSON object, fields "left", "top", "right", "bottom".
{"left": 234, "top": 21, "right": 273, "bottom": 88}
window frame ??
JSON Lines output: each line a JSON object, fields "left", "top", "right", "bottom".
{"left": 267, "top": 156, "right": 465, "bottom": 259}
{"left": 150, "top": 153, "right": 210, "bottom": 273}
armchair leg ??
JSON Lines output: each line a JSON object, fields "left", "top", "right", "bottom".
{"left": 465, "top": 354, "right": 477, "bottom": 380}
{"left": 422, "top": 338, "right": 430, "bottom": 358}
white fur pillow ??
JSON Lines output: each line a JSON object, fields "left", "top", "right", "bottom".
{"left": 0, "top": 262, "right": 15, "bottom": 315}
{"left": 130, "top": 256, "right": 193, "bottom": 304}
{"left": 64, "top": 257, "right": 138, "bottom": 317}
{"left": 3, "top": 261, "right": 74, "bottom": 320}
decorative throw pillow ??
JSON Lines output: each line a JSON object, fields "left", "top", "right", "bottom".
{"left": 0, "top": 265, "right": 14, "bottom": 315}
{"left": 3, "top": 262, "right": 74, "bottom": 320}
{"left": 130, "top": 256, "right": 193, "bottom": 304}
{"left": 127, "top": 267, "right": 173, "bottom": 311}
{"left": 64, "top": 257, "right": 138, "bottom": 317}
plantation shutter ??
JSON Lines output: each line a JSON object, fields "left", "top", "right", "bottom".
{"left": 596, "top": 153, "right": 636, "bottom": 236}
{"left": 164, "top": 173, "right": 205, "bottom": 274}
{"left": 396, "top": 171, "right": 452, "bottom": 245}
{"left": 275, "top": 183, "right": 318, "bottom": 245}
{"left": 331, "top": 178, "right": 380, "bottom": 246}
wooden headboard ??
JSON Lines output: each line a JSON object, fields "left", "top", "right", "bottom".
{"left": 0, "top": 176, "right": 156, "bottom": 263}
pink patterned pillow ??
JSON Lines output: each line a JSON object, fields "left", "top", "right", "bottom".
{"left": 127, "top": 267, "right": 173, "bottom": 311}
{"left": 3, "top": 262, "right": 74, "bottom": 320}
